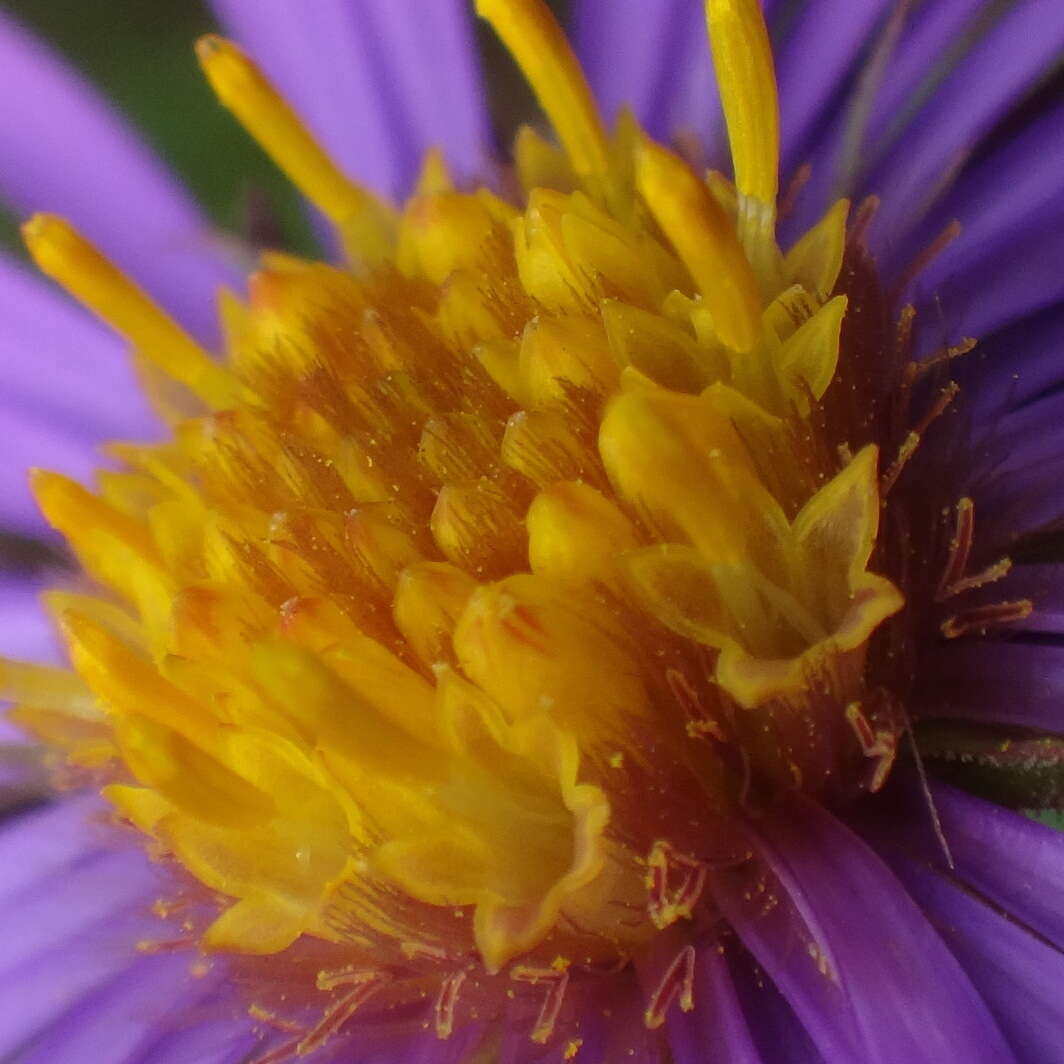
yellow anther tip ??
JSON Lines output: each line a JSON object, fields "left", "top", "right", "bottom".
{"left": 633, "top": 139, "right": 672, "bottom": 187}
{"left": 476, "top": 0, "right": 608, "bottom": 183}
{"left": 194, "top": 33, "right": 238, "bottom": 69}
{"left": 193, "top": 32, "right": 223, "bottom": 58}
{"left": 21, "top": 215, "right": 111, "bottom": 295}
{"left": 22, "top": 214, "right": 236, "bottom": 408}
{"left": 20, "top": 211, "right": 52, "bottom": 243}
{"left": 29, "top": 469, "right": 79, "bottom": 528}
{"left": 27, "top": 467, "right": 55, "bottom": 499}
{"left": 21, "top": 212, "right": 76, "bottom": 264}
{"left": 474, "top": 0, "right": 507, "bottom": 18}
{"left": 193, "top": 31, "right": 392, "bottom": 257}
{"left": 195, "top": 35, "right": 256, "bottom": 100}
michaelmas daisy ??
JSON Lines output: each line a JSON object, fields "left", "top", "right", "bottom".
{"left": 2, "top": 2, "right": 1064, "bottom": 1061}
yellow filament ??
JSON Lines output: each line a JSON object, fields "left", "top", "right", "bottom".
{"left": 195, "top": 36, "right": 393, "bottom": 258}
{"left": 704, "top": 0, "right": 779, "bottom": 208}
{"left": 477, "top": 0, "right": 609, "bottom": 181}
{"left": 635, "top": 141, "right": 761, "bottom": 352}
{"left": 22, "top": 214, "right": 236, "bottom": 408}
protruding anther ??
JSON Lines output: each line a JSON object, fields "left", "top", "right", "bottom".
{"left": 196, "top": 35, "right": 394, "bottom": 259}
{"left": 296, "top": 974, "right": 386, "bottom": 1055}
{"left": 941, "top": 600, "right": 1033, "bottom": 639}
{"left": 646, "top": 840, "right": 708, "bottom": 930}
{"left": 22, "top": 214, "right": 236, "bottom": 408}
{"left": 845, "top": 702, "right": 897, "bottom": 793}
{"left": 512, "top": 963, "right": 571, "bottom": 1044}
{"left": 704, "top": 0, "right": 780, "bottom": 209}
{"left": 434, "top": 970, "right": 467, "bottom": 1039}
{"left": 476, "top": 0, "right": 609, "bottom": 182}
{"left": 880, "top": 382, "right": 959, "bottom": 495}
{"left": 644, "top": 944, "right": 696, "bottom": 1029}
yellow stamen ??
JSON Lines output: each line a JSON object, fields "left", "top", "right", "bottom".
{"left": 705, "top": 0, "right": 779, "bottom": 203}
{"left": 704, "top": 0, "right": 780, "bottom": 243}
{"left": 195, "top": 35, "right": 394, "bottom": 259}
{"left": 477, "top": 0, "right": 609, "bottom": 182}
{"left": 22, "top": 214, "right": 236, "bottom": 408}
{"left": 635, "top": 140, "right": 762, "bottom": 352}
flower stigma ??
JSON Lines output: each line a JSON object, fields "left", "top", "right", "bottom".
{"left": 2, "top": 0, "right": 1031, "bottom": 1057}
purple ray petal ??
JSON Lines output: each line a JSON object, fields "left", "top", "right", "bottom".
{"left": 348, "top": 1020, "right": 491, "bottom": 1064}
{"left": 210, "top": 0, "right": 488, "bottom": 200}
{"left": 357, "top": 0, "right": 489, "bottom": 185}
{"left": 861, "top": 782, "right": 1064, "bottom": 957}
{"left": 0, "top": 903, "right": 168, "bottom": 1058}
{"left": 0, "top": 743, "right": 47, "bottom": 809}
{"left": 883, "top": 72, "right": 1064, "bottom": 281}
{"left": 726, "top": 942, "right": 825, "bottom": 1064}
{"left": 864, "top": 0, "right": 1064, "bottom": 240}
{"left": 572, "top": 0, "right": 684, "bottom": 127}
{"left": 0, "top": 797, "right": 255, "bottom": 1063}
{"left": 0, "top": 577, "right": 60, "bottom": 664}
{"left": 930, "top": 785, "right": 1064, "bottom": 950}
{"left": 959, "top": 303, "right": 1064, "bottom": 420}
{"left": 666, "top": 936, "right": 763, "bottom": 1064}
{"left": 0, "top": 847, "right": 160, "bottom": 980}
{"left": 0, "top": 12, "right": 238, "bottom": 345}
{"left": 0, "top": 837, "right": 252, "bottom": 1064}
{"left": 123, "top": 966, "right": 257, "bottom": 1064}
{"left": 917, "top": 641, "right": 1064, "bottom": 733}
{"left": 0, "top": 251, "right": 158, "bottom": 540}
{"left": 888, "top": 854, "right": 1064, "bottom": 1064}
{"left": 208, "top": 0, "right": 400, "bottom": 197}
{"left": 564, "top": 967, "right": 664, "bottom": 1064}
{"left": 910, "top": 219, "right": 1064, "bottom": 345}
{"left": 15, "top": 951, "right": 232, "bottom": 1064}
{"left": 0, "top": 797, "right": 171, "bottom": 1056}
{"left": 575, "top": 0, "right": 852, "bottom": 166}
{"left": 0, "top": 796, "right": 101, "bottom": 901}
{"left": 0, "top": 403, "right": 111, "bottom": 535}
{"left": 572, "top": 0, "right": 708, "bottom": 135}
{"left": 0, "top": 254, "right": 155, "bottom": 442}
{"left": 775, "top": 0, "right": 892, "bottom": 180}
{"left": 862, "top": 0, "right": 994, "bottom": 164}
{"left": 959, "top": 391, "right": 1064, "bottom": 537}
{"left": 713, "top": 796, "right": 1012, "bottom": 1063}
{"left": 900, "top": 102, "right": 1064, "bottom": 346}
{"left": 661, "top": 27, "right": 725, "bottom": 161}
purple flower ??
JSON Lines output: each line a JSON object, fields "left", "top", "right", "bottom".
{"left": 2, "top": 2, "right": 1064, "bottom": 1062}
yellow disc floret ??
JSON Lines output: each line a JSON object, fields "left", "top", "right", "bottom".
{"left": 3, "top": 0, "right": 907, "bottom": 1045}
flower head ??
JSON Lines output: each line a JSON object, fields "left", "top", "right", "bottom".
{"left": 3, "top": 1, "right": 1064, "bottom": 1062}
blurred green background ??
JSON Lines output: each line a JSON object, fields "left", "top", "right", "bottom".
{"left": 2, "top": 0, "right": 566, "bottom": 255}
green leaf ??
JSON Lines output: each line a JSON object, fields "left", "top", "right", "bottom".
{"left": 917, "top": 723, "right": 1064, "bottom": 810}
